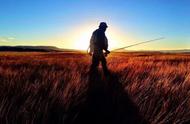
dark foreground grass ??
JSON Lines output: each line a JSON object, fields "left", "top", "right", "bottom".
{"left": 0, "top": 52, "right": 190, "bottom": 124}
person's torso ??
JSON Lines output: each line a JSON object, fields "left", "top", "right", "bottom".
{"left": 92, "top": 29, "right": 107, "bottom": 51}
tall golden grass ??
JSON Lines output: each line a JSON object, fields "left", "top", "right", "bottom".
{"left": 0, "top": 52, "right": 190, "bottom": 124}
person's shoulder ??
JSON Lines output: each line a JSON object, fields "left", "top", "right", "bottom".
{"left": 92, "top": 29, "right": 104, "bottom": 36}
{"left": 97, "top": 29, "right": 105, "bottom": 34}
{"left": 92, "top": 29, "right": 99, "bottom": 35}
{"left": 91, "top": 29, "right": 96, "bottom": 34}
{"left": 93, "top": 29, "right": 99, "bottom": 33}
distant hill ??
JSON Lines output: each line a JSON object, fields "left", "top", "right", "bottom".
{"left": 0, "top": 46, "right": 79, "bottom": 52}
{"left": 160, "top": 49, "right": 190, "bottom": 53}
{"left": 0, "top": 46, "right": 189, "bottom": 53}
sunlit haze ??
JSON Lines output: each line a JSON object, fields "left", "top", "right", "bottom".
{"left": 0, "top": 0, "right": 190, "bottom": 50}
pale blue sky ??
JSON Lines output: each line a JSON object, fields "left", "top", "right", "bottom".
{"left": 0, "top": 0, "right": 189, "bottom": 50}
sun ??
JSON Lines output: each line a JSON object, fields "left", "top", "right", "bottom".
{"left": 74, "top": 31, "right": 91, "bottom": 50}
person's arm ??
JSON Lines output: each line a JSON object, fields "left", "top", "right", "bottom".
{"left": 104, "top": 36, "right": 108, "bottom": 50}
{"left": 99, "top": 31, "right": 108, "bottom": 51}
{"left": 103, "top": 36, "right": 110, "bottom": 54}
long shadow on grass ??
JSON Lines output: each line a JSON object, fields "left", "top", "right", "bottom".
{"left": 67, "top": 70, "right": 147, "bottom": 124}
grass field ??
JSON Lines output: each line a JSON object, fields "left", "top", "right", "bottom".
{"left": 0, "top": 52, "right": 190, "bottom": 124}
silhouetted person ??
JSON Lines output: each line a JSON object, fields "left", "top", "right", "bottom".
{"left": 89, "top": 22, "right": 110, "bottom": 75}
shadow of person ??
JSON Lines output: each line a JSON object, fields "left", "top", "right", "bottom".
{"left": 70, "top": 70, "right": 148, "bottom": 124}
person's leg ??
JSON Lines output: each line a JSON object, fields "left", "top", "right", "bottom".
{"left": 90, "top": 54, "right": 99, "bottom": 73}
{"left": 101, "top": 55, "right": 109, "bottom": 75}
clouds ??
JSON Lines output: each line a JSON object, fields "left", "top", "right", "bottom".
{"left": 0, "top": 36, "right": 16, "bottom": 42}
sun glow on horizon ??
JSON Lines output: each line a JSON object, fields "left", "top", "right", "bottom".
{"left": 64, "top": 22, "right": 137, "bottom": 51}
{"left": 74, "top": 30, "right": 92, "bottom": 50}
{"left": 50, "top": 22, "right": 172, "bottom": 51}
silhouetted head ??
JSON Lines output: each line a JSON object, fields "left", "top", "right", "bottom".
{"left": 99, "top": 22, "right": 108, "bottom": 32}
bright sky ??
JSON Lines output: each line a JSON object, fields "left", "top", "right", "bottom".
{"left": 0, "top": 0, "right": 189, "bottom": 50}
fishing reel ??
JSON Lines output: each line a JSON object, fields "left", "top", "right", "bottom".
{"left": 104, "top": 50, "right": 110, "bottom": 57}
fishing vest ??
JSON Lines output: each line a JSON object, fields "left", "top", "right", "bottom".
{"left": 90, "top": 29, "right": 108, "bottom": 53}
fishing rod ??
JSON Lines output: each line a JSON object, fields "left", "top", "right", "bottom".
{"left": 111, "top": 37, "right": 165, "bottom": 52}
{"left": 87, "top": 37, "right": 165, "bottom": 56}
